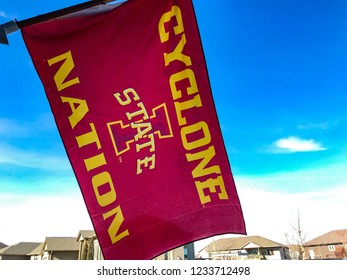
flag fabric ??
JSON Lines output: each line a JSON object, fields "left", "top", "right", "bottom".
{"left": 21, "top": 0, "right": 246, "bottom": 260}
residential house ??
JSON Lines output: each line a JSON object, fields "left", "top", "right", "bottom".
{"left": 0, "top": 242, "right": 41, "bottom": 260}
{"left": 0, "top": 242, "right": 7, "bottom": 250}
{"left": 303, "top": 229, "right": 347, "bottom": 259}
{"left": 28, "top": 243, "right": 44, "bottom": 260}
{"left": 40, "top": 237, "right": 79, "bottom": 260}
{"left": 197, "top": 236, "right": 290, "bottom": 260}
{"left": 154, "top": 243, "right": 195, "bottom": 260}
{"left": 77, "top": 230, "right": 103, "bottom": 260}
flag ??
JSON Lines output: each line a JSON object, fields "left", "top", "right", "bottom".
{"left": 21, "top": 0, "right": 246, "bottom": 260}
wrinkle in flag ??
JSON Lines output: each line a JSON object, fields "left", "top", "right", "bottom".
{"left": 21, "top": 0, "right": 246, "bottom": 260}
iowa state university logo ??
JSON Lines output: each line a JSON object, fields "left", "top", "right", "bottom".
{"left": 107, "top": 87, "right": 173, "bottom": 175}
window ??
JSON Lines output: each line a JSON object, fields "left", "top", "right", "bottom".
{"left": 328, "top": 245, "right": 335, "bottom": 252}
{"left": 184, "top": 248, "right": 188, "bottom": 259}
{"left": 249, "top": 249, "right": 258, "bottom": 255}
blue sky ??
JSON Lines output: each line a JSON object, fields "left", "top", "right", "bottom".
{"left": 1, "top": 0, "right": 347, "bottom": 249}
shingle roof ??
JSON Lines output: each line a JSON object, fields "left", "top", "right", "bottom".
{"left": 0, "top": 242, "right": 7, "bottom": 249}
{"left": 0, "top": 242, "right": 41, "bottom": 256}
{"left": 203, "top": 236, "right": 286, "bottom": 252}
{"left": 28, "top": 243, "right": 44, "bottom": 256}
{"left": 77, "top": 230, "right": 95, "bottom": 240}
{"left": 0, "top": 247, "right": 8, "bottom": 254}
{"left": 44, "top": 237, "right": 79, "bottom": 251}
{"left": 304, "top": 229, "right": 347, "bottom": 246}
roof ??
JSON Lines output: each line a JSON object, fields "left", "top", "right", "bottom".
{"left": 203, "top": 236, "right": 286, "bottom": 252}
{"left": 304, "top": 229, "right": 347, "bottom": 246}
{"left": 0, "top": 242, "right": 7, "bottom": 249}
{"left": 0, "top": 242, "right": 41, "bottom": 256}
{"left": 43, "top": 237, "right": 79, "bottom": 252}
{"left": 28, "top": 243, "right": 44, "bottom": 256}
{"left": 76, "top": 230, "right": 95, "bottom": 241}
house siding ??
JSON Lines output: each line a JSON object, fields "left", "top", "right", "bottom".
{"left": 304, "top": 244, "right": 346, "bottom": 259}
{"left": 51, "top": 251, "right": 78, "bottom": 260}
{"left": 0, "top": 255, "right": 30, "bottom": 260}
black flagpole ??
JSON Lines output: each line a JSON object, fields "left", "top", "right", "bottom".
{"left": 0, "top": 0, "right": 117, "bottom": 45}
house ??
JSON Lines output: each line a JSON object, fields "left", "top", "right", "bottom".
{"left": 303, "top": 229, "right": 347, "bottom": 259}
{"left": 40, "top": 237, "right": 80, "bottom": 260}
{"left": 197, "top": 236, "right": 290, "bottom": 260}
{"left": 153, "top": 243, "right": 195, "bottom": 260}
{"left": 0, "top": 242, "right": 7, "bottom": 250}
{"left": 28, "top": 243, "right": 44, "bottom": 260}
{"left": 0, "top": 242, "right": 41, "bottom": 260}
{"left": 77, "top": 230, "right": 103, "bottom": 260}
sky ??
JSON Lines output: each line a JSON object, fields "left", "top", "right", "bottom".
{"left": 0, "top": 0, "right": 347, "bottom": 253}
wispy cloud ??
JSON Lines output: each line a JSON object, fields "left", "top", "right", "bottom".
{"left": 0, "top": 143, "right": 70, "bottom": 171}
{"left": 235, "top": 158, "right": 347, "bottom": 192}
{"left": 1, "top": 172, "right": 346, "bottom": 249}
{"left": 0, "top": 116, "right": 56, "bottom": 138}
{"left": 189, "top": 182, "right": 347, "bottom": 251}
{"left": 0, "top": 193, "right": 93, "bottom": 245}
{"left": 235, "top": 183, "right": 347, "bottom": 245}
{"left": 2, "top": 183, "right": 346, "bottom": 249}
{"left": 0, "top": 10, "right": 8, "bottom": 18}
{"left": 0, "top": 118, "right": 32, "bottom": 138}
{"left": 297, "top": 122, "right": 329, "bottom": 130}
{"left": 271, "top": 136, "right": 327, "bottom": 153}
{"left": 0, "top": 10, "right": 13, "bottom": 20}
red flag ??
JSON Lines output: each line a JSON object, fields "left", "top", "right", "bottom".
{"left": 21, "top": 0, "right": 246, "bottom": 260}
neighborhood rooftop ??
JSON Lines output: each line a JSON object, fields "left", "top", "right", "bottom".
{"left": 203, "top": 235, "right": 286, "bottom": 252}
{"left": 0, "top": 242, "right": 41, "bottom": 256}
{"left": 304, "top": 229, "right": 347, "bottom": 246}
{"left": 43, "top": 237, "right": 80, "bottom": 251}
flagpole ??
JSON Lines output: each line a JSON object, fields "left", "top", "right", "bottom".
{"left": 0, "top": 0, "right": 117, "bottom": 45}
{"left": 17, "top": 0, "right": 115, "bottom": 28}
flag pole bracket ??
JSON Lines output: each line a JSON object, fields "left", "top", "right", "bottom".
{"left": 0, "top": 21, "right": 19, "bottom": 45}
{"left": 0, "top": 0, "right": 117, "bottom": 45}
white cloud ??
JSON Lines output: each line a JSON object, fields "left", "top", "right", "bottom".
{"left": 234, "top": 157, "right": 347, "bottom": 192}
{"left": 0, "top": 116, "right": 56, "bottom": 138}
{"left": 195, "top": 183, "right": 347, "bottom": 252}
{"left": 1, "top": 183, "right": 346, "bottom": 254}
{"left": 0, "top": 11, "right": 9, "bottom": 19}
{"left": 0, "top": 143, "right": 70, "bottom": 171}
{"left": 272, "top": 136, "right": 326, "bottom": 153}
{"left": 237, "top": 184, "right": 346, "bottom": 240}
{"left": 297, "top": 122, "right": 328, "bottom": 130}
{"left": 0, "top": 118, "right": 31, "bottom": 137}
{"left": 0, "top": 175, "right": 78, "bottom": 195}
{"left": 0, "top": 193, "right": 93, "bottom": 245}
{"left": 0, "top": 10, "right": 17, "bottom": 20}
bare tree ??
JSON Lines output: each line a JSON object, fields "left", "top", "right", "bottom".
{"left": 285, "top": 209, "right": 308, "bottom": 260}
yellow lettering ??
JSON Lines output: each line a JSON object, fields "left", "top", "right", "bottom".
{"left": 164, "top": 34, "right": 192, "bottom": 67}
{"left": 84, "top": 153, "right": 107, "bottom": 172}
{"left": 195, "top": 175, "right": 228, "bottom": 204}
{"left": 114, "top": 88, "right": 140, "bottom": 106}
{"left": 103, "top": 205, "right": 130, "bottom": 244}
{"left": 61, "top": 96, "right": 89, "bottom": 129}
{"left": 175, "top": 94, "right": 202, "bottom": 126}
{"left": 131, "top": 121, "right": 152, "bottom": 141}
{"left": 158, "top": 5, "right": 184, "bottom": 43}
{"left": 137, "top": 154, "right": 155, "bottom": 174}
{"left": 126, "top": 102, "right": 149, "bottom": 121}
{"left": 181, "top": 121, "right": 211, "bottom": 150}
{"left": 170, "top": 68, "right": 198, "bottom": 100}
{"left": 92, "top": 171, "right": 116, "bottom": 207}
{"left": 136, "top": 134, "right": 155, "bottom": 153}
{"left": 48, "top": 51, "right": 80, "bottom": 91}
{"left": 186, "top": 146, "right": 221, "bottom": 178}
{"left": 75, "top": 123, "right": 101, "bottom": 149}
